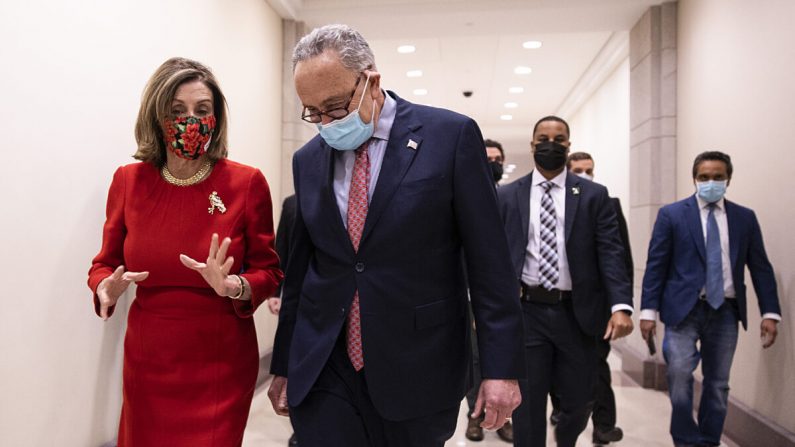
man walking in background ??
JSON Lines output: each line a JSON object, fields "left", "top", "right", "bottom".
{"left": 498, "top": 116, "right": 633, "bottom": 447}
{"left": 640, "top": 151, "right": 781, "bottom": 447}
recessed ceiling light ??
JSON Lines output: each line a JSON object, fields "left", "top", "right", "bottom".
{"left": 505, "top": 164, "right": 516, "bottom": 173}
{"left": 406, "top": 70, "right": 423, "bottom": 78}
{"left": 514, "top": 66, "right": 532, "bottom": 75}
{"left": 504, "top": 102, "right": 518, "bottom": 109}
{"left": 509, "top": 86, "right": 524, "bottom": 94}
{"left": 413, "top": 88, "right": 428, "bottom": 96}
{"left": 522, "top": 40, "right": 543, "bottom": 49}
{"left": 397, "top": 45, "right": 416, "bottom": 54}
{"left": 500, "top": 114, "right": 513, "bottom": 121}
{"left": 501, "top": 174, "right": 509, "bottom": 179}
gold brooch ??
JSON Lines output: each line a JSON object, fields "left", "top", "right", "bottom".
{"left": 208, "top": 191, "right": 226, "bottom": 214}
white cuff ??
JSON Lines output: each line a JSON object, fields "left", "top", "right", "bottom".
{"left": 762, "top": 313, "right": 782, "bottom": 322}
{"left": 640, "top": 309, "right": 658, "bottom": 321}
{"left": 611, "top": 304, "right": 633, "bottom": 315}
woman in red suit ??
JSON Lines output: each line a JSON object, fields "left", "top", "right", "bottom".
{"left": 88, "top": 57, "right": 283, "bottom": 446}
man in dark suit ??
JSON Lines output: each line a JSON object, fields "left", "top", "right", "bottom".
{"left": 551, "top": 151, "right": 633, "bottom": 445}
{"left": 268, "top": 24, "right": 524, "bottom": 447}
{"left": 497, "top": 116, "right": 633, "bottom": 447}
{"left": 640, "top": 151, "right": 781, "bottom": 447}
{"left": 466, "top": 138, "right": 513, "bottom": 444}
{"left": 269, "top": 194, "right": 298, "bottom": 446}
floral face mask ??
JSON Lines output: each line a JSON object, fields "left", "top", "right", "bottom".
{"left": 163, "top": 115, "right": 216, "bottom": 160}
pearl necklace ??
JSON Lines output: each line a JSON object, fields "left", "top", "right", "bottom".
{"left": 161, "top": 160, "right": 213, "bottom": 187}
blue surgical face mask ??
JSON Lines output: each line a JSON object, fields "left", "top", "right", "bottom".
{"left": 696, "top": 180, "right": 728, "bottom": 203}
{"left": 316, "top": 74, "right": 375, "bottom": 151}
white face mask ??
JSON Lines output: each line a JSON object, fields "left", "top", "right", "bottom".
{"left": 574, "top": 172, "right": 593, "bottom": 182}
{"left": 316, "top": 73, "right": 375, "bottom": 151}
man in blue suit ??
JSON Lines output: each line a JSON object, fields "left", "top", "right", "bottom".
{"left": 267, "top": 25, "right": 524, "bottom": 447}
{"left": 497, "top": 116, "right": 634, "bottom": 447}
{"left": 640, "top": 151, "right": 781, "bottom": 447}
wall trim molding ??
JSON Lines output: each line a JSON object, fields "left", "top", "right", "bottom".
{"left": 557, "top": 31, "right": 629, "bottom": 118}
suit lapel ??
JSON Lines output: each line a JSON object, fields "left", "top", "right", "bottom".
{"left": 725, "top": 200, "right": 740, "bottom": 269}
{"left": 360, "top": 98, "right": 422, "bottom": 244}
{"left": 319, "top": 140, "right": 354, "bottom": 254}
{"left": 685, "top": 195, "right": 706, "bottom": 262}
{"left": 564, "top": 173, "right": 580, "bottom": 242}
{"left": 517, "top": 172, "right": 532, "bottom": 245}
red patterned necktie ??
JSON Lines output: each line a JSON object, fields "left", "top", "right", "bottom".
{"left": 346, "top": 142, "right": 370, "bottom": 371}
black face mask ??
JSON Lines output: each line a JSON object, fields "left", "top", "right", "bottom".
{"left": 489, "top": 161, "right": 504, "bottom": 183}
{"left": 533, "top": 141, "right": 568, "bottom": 171}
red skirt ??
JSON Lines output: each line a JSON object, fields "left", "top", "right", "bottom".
{"left": 118, "top": 286, "right": 259, "bottom": 446}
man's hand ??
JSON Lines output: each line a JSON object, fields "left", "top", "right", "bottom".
{"left": 761, "top": 319, "right": 778, "bottom": 349}
{"left": 604, "top": 311, "right": 634, "bottom": 340}
{"left": 268, "top": 375, "right": 290, "bottom": 416}
{"left": 471, "top": 379, "right": 521, "bottom": 431}
{"left": 640, "top": 320, "right": 657, "bottom": 341}
{"left": 267, "top": 297, "right": 282, "bottom": 315}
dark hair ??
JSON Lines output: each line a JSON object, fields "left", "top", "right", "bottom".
{"left": 483, "top": 138, "right": 505, "bottom": 160}
{"left": 532, "top": 115, "right": 570, "bottom": 138}
{"left": 692, "top": 151, "right": 733, "bottom": 179}
{"left": 567, "top": 151, "right": 593, "bottom": 169}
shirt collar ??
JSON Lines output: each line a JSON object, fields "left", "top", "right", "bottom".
{"left": 371, "top": 90, "right": 396, "bottom": 141}
{"left": 532, "top": 169, "right": 567, "bottom": 189}
{"left": 696, "top": 194, "right": 725, "bottom": 211}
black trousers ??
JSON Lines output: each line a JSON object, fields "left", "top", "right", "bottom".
{"left": 513, "top": 299, "right": 597, "bottom": 447}
{"left": 550, "top": 337, "right": 617, "bottom": 431}
{"left": 290, "top": 334, "right": 460, "bottom": 447}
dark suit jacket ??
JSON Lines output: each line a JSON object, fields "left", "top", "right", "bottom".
{"left": 611, "top": 197, "right": 634, "bottom": 289}
{"left": 497, "top": 172, "right": 633, "bottom": 336}
{"left": 273, "top": 194, "right": 297, "bottom": 296}
{"left": 271, "top": 91, "right": 525, "bottom": 421}
{"left": 641, "top": 195, "right": 780, "bottom": 329}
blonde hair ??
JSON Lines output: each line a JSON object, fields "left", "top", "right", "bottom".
{"left": 134, "top": 57, "right": 229, "bottom": 165}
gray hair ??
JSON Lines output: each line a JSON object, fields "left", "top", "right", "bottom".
{"left": 292, "top": 24, "right": 376, "bottom": 73}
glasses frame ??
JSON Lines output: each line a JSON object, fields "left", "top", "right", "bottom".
{"left": 301, "top": 76, "right": 364, "bottom": 124}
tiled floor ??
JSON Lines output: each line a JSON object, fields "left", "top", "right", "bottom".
{"left": 243, "top": 354, "right": 739, "bottom": 446}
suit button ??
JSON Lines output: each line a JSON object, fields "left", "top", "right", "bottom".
{"left": 341, "top": 307, "right": 346, "bottom": 316}
{"left": 355, "top": 262, "right": 365, "bottom": 273}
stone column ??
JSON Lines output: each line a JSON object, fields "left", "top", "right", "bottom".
{"left": 280, "top": 20, "right": 318, "bottom": 200}
{"left": 620, "top": 1, "right": 678, "bottom": 390}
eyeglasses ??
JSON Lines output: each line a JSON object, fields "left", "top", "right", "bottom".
{"left": 301, "top": 76, "right": 363, "bottom": 124}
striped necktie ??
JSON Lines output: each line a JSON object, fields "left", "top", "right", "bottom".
{"left": 539, "top": 181, "right": 559, "bottom": 290}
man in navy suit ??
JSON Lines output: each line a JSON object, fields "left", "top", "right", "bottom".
{"left": 497, "top": 116, "right": 634, "bottom": 447}
{"left": 640, "top": 151, "right": 781, "bottom": 447}
{"left": 267, "top": 24, "right": 524, "bottom": 447}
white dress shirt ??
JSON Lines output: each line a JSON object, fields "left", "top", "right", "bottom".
{"left": 640, "top": 195, "right": 781, "bottom": 322}
{"left": 333, "top": 92, "right": 396, "bottom": 228}
{"left": 521, "top": 170, "right": 631, "bottom": 315}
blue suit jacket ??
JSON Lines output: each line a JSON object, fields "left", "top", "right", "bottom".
{"left": 641, "top": 195, "right": 780, "bottom": 329}
{"left": 497, "top": 172, "right": 633, "bottom": 336}
{"left": 271, "top": 92, "right": 525, "bottom": 421}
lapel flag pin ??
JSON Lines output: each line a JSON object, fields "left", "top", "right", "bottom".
{"left": 572, "top": 186, "right": 581, "bottom": 196}
{"left": 407, "top": 139, "right": 418, "bottom": 150}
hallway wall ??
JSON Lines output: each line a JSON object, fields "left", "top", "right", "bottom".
{"left": 677, "top": 0, "right": 795, "bottom": 433}
{"left": 0, "top": 1, "right": 283, "bottom": 445}
{"left": 568, "top": 58, "right": 631, "bottom": 217}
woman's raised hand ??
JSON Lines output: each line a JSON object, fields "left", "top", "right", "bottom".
{"left": 180, "top": 233, "right": 240, "bottom": 297}
{"left": 97, "top": 265, "right": 149, "bottom": 320}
